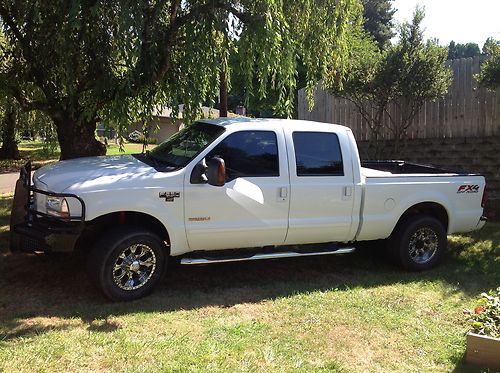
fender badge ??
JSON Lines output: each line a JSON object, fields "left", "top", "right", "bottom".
{"left": 188, "top": 217, "right": 211, "bottom": 222}
{"left": 457, "top": 185, "right": 479, "bottom": 194}
{"left": 159, "top": 191, "right": 180, "bottom": 202}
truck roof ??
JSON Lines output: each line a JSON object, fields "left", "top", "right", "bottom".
{"left": 198, "top": 117, "right": 349, "bottom": 132}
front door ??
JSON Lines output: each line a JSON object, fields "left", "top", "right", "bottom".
{"left": 184, "top": 130, "right": 290, "bottom": 251}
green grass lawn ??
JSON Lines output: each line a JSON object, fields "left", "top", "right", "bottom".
{"left": 0, "top": 193, "right": 498, "bottom": 371}
{"left": 0, "top": 141, "right": 153, "bottom": 173}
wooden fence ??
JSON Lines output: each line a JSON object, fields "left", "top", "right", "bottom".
{"left": 297, "top": 56, "right": 500, "bottom": 140}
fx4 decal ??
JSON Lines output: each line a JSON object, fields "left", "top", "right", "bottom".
{"left": 457, "top": 185, "right": 480, "bottom": 194}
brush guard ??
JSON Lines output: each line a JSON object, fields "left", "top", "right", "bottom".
{"left": 10, "top": 161, "right": 86, "bottom": 253}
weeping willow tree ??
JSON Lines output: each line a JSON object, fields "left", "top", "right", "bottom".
{"left": 0, "top": 0, "right": 362, "bottom": 159}
{"left": 0, "top": 95, "right": 20, "bottom": 159}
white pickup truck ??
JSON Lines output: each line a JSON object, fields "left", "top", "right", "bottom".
{"left": 10, "top": 118, "right": 487, "bottom": 301}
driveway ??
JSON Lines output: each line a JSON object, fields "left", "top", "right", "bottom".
{"left": 0, "top": 172, "right": 19, "bottom": 194}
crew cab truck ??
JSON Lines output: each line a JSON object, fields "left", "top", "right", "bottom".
{"left": 10, "top": 118, "right": 487, "bottom": 301}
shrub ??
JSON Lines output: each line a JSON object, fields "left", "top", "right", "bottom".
{"left": 464, "top": 288, "right": 500, "bottom": 338}
{"left": 128, "top": 130, "right": 157, "bottom": 144}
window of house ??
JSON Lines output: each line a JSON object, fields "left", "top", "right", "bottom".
{"left": 292, "top": 132, "right": 344, "bottom": 176}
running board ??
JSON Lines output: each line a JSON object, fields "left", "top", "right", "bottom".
{"left": 180, "top": 247, "right": 356, "bottom": 265}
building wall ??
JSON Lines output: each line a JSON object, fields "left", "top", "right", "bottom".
{"left": 128, "top": 117, "right": 182, "bottom": 143}
{"left": 357, "top": 136, "right": 500, "bottom": 219}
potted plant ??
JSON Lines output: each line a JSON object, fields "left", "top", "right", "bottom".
{"left": 464, "top": 288, "right": 500, "bottom": 368}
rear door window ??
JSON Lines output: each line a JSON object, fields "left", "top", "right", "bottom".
{"left": 292, "top": 132, "right": 344, "bottom": 176}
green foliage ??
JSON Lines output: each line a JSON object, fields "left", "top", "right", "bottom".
{"left": 0, "top": 93, "right": 57, "bottom": 158}
{"left": 328, "top": 29, "right": 388, "bottom": 143}
{"left": 235, "top": 1, "right": 363, "bottom": 116}
{"left": 482, "top": 37, "right": 497, "bottom": 55}
{"left": 362, "top": 0, "right": 395, "bottom": 49}
{"left": 0, "top": 95, "right": 20, "bottom": 159}
{"left": 391, "top": 9, "right": 451, "bottom": 134}
{"left": 477, "top": 38, "right": 500, "bottom": 90}
{"left": 328, "top": 7, "right": 451, "bottom": 156}
{"left": 0, "top": 28, "right": 56, "bottom": 158}
{"left": 228, "top": 46, "right": 309, "bottom": 118}
{"left": 0, "top": 0, "right": 363, "bottom": 158}
{"left": 447, "top": 41, "right": 481, "bottom": 60}
{"left": 26, "top": 110, "right": 58, "bottom": 156}
{"left": 464, "top": 288, "right": 500, "bottom": 338}
{"left": 227, "top": 48, "right": 279, "bottom": 118}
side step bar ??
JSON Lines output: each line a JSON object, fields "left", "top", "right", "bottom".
{"left": 180, "top": 247, "right": 356, "bottom": 265}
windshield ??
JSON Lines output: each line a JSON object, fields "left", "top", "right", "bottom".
{"left": 148, "top": 121, "right": 225, "bottom": 168}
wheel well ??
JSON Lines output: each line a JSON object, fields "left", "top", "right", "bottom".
{"left": 75, "top": 211, "right": 170, "bottom": 252}
{"left": 395, "top": 202, "right": 449, "bottom": 233}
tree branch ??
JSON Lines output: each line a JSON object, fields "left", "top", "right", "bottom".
{"left": 0, "top": 6, "right": 58, "bottom": 104}
{"left": 6, "top": 85, "right": 51, "bottom": 113}
{"left": 149, "top": 0, "right": 181, "bottom": 82}
{"left": 0, "top": 7, "right": 27, "bottom": 52}
{"left": 138, "top": 1, "right": 258, "bottom": 90}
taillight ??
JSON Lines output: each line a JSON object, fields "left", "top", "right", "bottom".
{"left": 481, "top": 186, "right": 487, "bottom": 208}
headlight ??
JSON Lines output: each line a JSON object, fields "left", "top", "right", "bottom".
{"left": 46, "top": 196, "right": 70, "bottom": 218}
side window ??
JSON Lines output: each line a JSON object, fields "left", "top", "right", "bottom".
{"left": 292, "top": 132, "right": 344, "bottom": 176}
{"left": 209, "top": 131, "right": 279, "bottom": 180}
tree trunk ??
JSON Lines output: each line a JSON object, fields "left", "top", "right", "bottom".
{"left": 0, "top": 104, "right": 20, "bottom": 160}
{"left": 219, "top": 69, "right": 228, "bottom": 117}
{"left": 53, "top": 115, "right": 106, "bottom": 160}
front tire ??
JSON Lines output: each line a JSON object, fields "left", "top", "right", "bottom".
{"left": 388, "top": 215, "right": 447, "bottom": 271}
{"left": 87, "top": 227, "right": 167, "bottom": 301}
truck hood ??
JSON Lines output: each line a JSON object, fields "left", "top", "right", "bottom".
{"left": 33, "top": 155, "right": 158, "bottom": 192}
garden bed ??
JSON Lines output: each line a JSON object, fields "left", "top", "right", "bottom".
{"left": 466, "top": 332, "right": 500, "bottom": 368}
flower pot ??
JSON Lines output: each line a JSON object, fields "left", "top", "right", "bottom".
{"left": 466, "top": 332, "right": 500, "bottom": 369}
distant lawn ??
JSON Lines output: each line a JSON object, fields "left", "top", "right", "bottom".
{"left": 0, "top": 141, "right": 155, "bottom": 173}
{"left": 106, "top": 142, "right": 150, "bottom": 155}
{"left": 0, "top": 192, "right": 498, "bottom": 371}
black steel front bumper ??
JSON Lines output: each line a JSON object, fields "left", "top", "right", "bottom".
{"left": 10, "top": 161, "right": 86, "bottom": 253}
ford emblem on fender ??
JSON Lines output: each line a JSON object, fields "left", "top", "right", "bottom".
{"left": 159, "top": 191, "right": 180, "bottom": 202}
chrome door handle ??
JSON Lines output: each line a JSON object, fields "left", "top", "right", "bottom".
{"left": 280, "top": 187, "right": 288, "bottom": 198}
{"left": 343, "top": 186, "right": 352, "bottom": 197}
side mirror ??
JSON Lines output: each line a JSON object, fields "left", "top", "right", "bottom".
{"left": 206, "top": 156, "right": 226, "bottom": 187}
{"left": 190, "top": 159, "right": 208, "bottom": 184}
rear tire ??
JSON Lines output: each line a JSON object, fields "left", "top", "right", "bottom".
{"left": 388, "top": 215, "right": 447, "bottom": 271}
{"left": 87, "top": 226, "right": 167, "bottom": 301}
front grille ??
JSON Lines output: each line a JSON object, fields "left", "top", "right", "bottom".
{"left": 20, "top": 235, "right": 46, "bottom": 252}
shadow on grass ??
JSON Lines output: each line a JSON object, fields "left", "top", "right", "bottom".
{"left": 0, "top": 320, "right": 75, "bottom": 341}
{"left": 86, "top": 318, "right": 122, "bottom": 333}
{"left": 1, "top": 222, "right": 498, "bottom": 343}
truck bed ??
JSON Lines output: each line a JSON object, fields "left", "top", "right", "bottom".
{"left": 356, "top": 161, "right": 485, "bottom": 241}
{"left": 361, "top": 160, "right": 478, "bottom": 177}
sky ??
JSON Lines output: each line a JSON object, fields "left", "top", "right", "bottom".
{"left": 392, "top": 0, "right": 499, "bottom": 47}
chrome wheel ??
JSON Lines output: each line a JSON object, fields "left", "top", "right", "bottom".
{"left": 112, "top": 244, "right": 157, "bottom": 291}
{"left": 408, "top": 228, "right": 438, "bottom": 264}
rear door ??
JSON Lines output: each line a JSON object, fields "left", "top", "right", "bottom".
{"left": 184, "top": 129, "right": 290, "bottom": 250}
{"left": 284, "top": 129, "right": 355, "bottom": 244}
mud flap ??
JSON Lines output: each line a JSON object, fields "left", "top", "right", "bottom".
{"left": 9, "top": 178, "right": 29, "bottom": 252}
